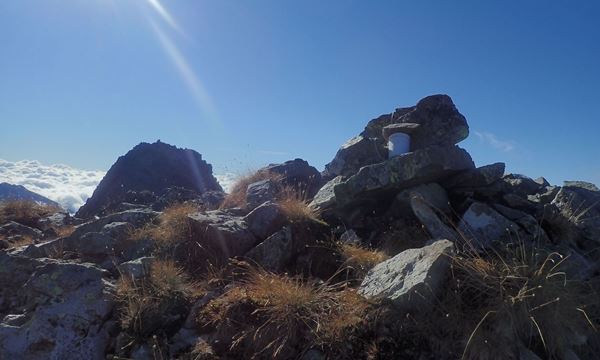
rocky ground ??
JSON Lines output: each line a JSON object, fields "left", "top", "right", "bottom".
{"left": 1, "top": 94, "right": 599, "bottom": 359}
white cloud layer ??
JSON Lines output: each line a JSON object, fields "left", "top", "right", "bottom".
{"left": 0, "top": 158, "right": 237, "bottom": 212}
{"left": 214, "top": 172, "right": 236, "bottom": 193}
{"left": 0, "top": 159, "right": 106, "bottom": 213}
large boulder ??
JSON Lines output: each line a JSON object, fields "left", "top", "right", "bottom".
{"left": 492, "top": 204, "right": 550, "bottom": 244}
{"left": 410, "top": 195, "right": 459, "bottom": 241}
{"left": 17, "top": 209, "right": 159, "bottom": 262}
{"left": 118, "top": 256, "right": 155, "bottom": 279}
{"left": 323, "top": 95, "right": 469, "bottom": 179}
{"left": 442, "top": 162, "right": 506, "bottom": 189}
{"left": 323, "top": 135, "right": 387, "bottom": 179}
{"left": 37, "top": 212, "right": 72, "bottom": 233}
{"left": 76, "top": 141, "right": 222, "bottom": 219}
{"left": 245, "top": 179, "right": 279, "bottom": 209}
{"left": 334, "top": 145, "right": 475, "bottom": 207}
{"left": 502, "top": 174, "right": 546, "bottom": 198}
{"left": 245, "top": 227, "right": 294, "bottom": 272}
{"left": 457, "top": 202, "right": 521, "bottom": 250}
{"left": 358, "top": 239, "right": 454, "bottom": 310}
{"left": 562, "top": 181, "right": 599, "bottom": 192}
{"left": 392, "top": 183, "right": 451, "bottom": 217}
{"left": 243, "top": 201, "right": 288, "bottom": 240}
{"left": 262, "top": 159, "right": 323, "bottom": 199}
{"left": 247, "top": 220, "right": 336, "bottom": 278}
{"left": 173, "top": 210, "right": 258, "bottom": 269}
{"left": 0, "top": 221, "right": 43, "bottom": 240}
{"left": 0, "top": 254, "right": 114, "bottom": 359}
{"left": 68, "top": 209, "right": 159, "bottom": 241}
{"left": 308, "top": 176, "right": 344, "bottom": 212}
{"left": 546, "top": 185, "right": 600, "bottom": 251}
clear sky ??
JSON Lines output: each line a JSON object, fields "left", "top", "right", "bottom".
{"left": 1, "top": 0, "right": 599, "bottom": 187}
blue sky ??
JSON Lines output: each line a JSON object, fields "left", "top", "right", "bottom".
{"left": 1, "top": 0, "right": 599, "bottom": 187}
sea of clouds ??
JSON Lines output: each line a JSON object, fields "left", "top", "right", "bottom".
{"left": 0, "top": 159, "right": 106, "bottom": 213}
{"left": 214, "top": 172, "right": 236, "bottom": 193}
{"left": 0, "top": 158, "right": 236, "bottom": 213}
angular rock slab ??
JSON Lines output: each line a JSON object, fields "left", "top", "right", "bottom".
{"left": 246, "top": 227, "right": 293, "bottom": 272}
{"left": 245, "top": 179, "right": 279, "bottom": 210}
{"left": 0, "top": 258, "right": 114, "bottom": 360}
{"left": 308, "top": 176, "right": 344, "bottom": 211}
{"left": 563, "top": 181, "right": 599, "bottom": 192}
{"left": 0, "top": 221, "right": 43, "bottom": 239}
{"left": 393, "top": 183, "right": 451, "bottom": 217}
{"left": 458, "top": 202, "right": 521, "bottom": 250}
{"left": 243, "top": 201, "right": 287, "bottom": 240}
{"left": 13, "top": 210, "right": 158, "bottom": 265}
{"left": 119, "top": 256, "right": 156, "bottom": 279}
{"left": 410, "top": 195, "right": 459, "bottom": 241}
{"left": 175, "top": 210, "right": 258, "bottom": 267}
{"left": 334, "top": 145, "right": 475, "bottom": 207}
{"left": 323, "top": 135, "right": 387, "bottom": 179}
{"left": 263, "top": 158, "right": 323, "bottom": 199}
{"left": 359, "top": 239, "right": 454, "bottom": 310}
{"left": 442, "top": 162, "right": 505, "bottom": 189}
{"left": 549, "top": 186, "right": 600, "bottom": 250}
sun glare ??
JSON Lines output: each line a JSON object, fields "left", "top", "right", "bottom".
{"left": 149, "top": 19, "right": 218, "bottom": 124}
{"left": 145, "top": 0, "right": 182, "bottom": 34}
{"left": 139, "top": 0, "right": 219, "bottom": 125}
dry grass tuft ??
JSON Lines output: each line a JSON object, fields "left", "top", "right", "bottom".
{"left": 54, "top": 225, "right": 75, "bottom": 238}
{"left": 115, "top": 259, "right": 198, "bottom": 339}
{"left": 45, "top": 240, "right": 72, "bottom": 260}
{"left": 129, "top": 202, "right": 197, "bottom": 248}
{"left": 353, "top": 242, "right": 600, "bottom": 359}
{"left": 219, "top": 170, "right": 321, "bottom": 223}
{"left": 0, "top": 200, "right": 61, "bottom": 228}
{"left": 394, "top": 241, "right": 600, "bottom": 359}
{"left": 199, "top": 265, "right": 370, "bottom": 358}
{"left": 6, "top": 235, "right": 35, "bottom": 249}
{"left": 277, "top": 186, "right": 320, "bottom": 223}
{"left": 189, "top": 340, "right": 217, "bottom": 360}
{"left": 339, "top": 243, "right": 389, "bottom": 280}
{"left": 149, "top": 259, "right": 198, "bottom": 296}
{"left": 220, "top": 171, "right": 283, "bottom": 209}
{"left": 452, "top": 245, "right": 598, "bottom": 359}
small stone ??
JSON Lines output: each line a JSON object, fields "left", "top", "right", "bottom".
{"left": 118, "top": 257, "right": 155, "bottom": 279}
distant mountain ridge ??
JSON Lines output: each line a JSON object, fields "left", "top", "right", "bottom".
{"left": 0, "top": 182, "right": 59, "bottom": 207}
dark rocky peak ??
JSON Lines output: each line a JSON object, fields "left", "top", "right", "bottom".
{"left": 0, "top": 182, "right": 58, "bottom": 207}
{"left": 76, "top": 141, "right": 222, "bottom": 219}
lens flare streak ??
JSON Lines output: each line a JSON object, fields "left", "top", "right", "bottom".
{"left": 144, "top": 0, "right": 219, "bottom": 125}
{"left": 145, "top": 0, "right": 182, "bottom": 33}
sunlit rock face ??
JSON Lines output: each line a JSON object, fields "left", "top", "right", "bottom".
{"left": 76, "top": 141, "right": 222, "bottom": 219}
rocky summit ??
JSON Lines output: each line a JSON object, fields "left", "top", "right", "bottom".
{"left": 76, "top": 141, "right": 223, "bottom": 219}
{"left": 1, "top": 95, "right": 599, "bottom": 360}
